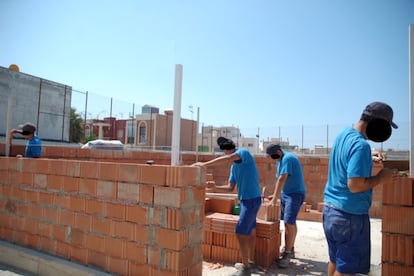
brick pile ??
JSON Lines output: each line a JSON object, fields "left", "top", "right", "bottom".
{"left": 382, "top": 175, "right": 414, "bottom": 275}
{"left": 203, "top": 197, "right": 281, "bottom": 268}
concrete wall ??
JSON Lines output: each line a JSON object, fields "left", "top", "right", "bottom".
{"left": 0, "top": 66, "right": 71, "bottom": 142}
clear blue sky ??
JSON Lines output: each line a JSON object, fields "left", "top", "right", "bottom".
{"left": 1, "top": 0, "right": 413, "bottom": 149}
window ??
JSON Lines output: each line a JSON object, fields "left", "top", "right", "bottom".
{"left": 126, "top": 121, "right": 135, "bottom": 144}
{"left": 139, "top": 124, "right": 147, "bottom": 144}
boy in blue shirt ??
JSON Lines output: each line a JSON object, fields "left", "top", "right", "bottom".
{"left": 323, "top": 102, "right": 397, "bottom": 275}
{"left": 266, "top": 144, "right": 306, "bottom": 268}
{"left": 192, "top": 137, "right": 261, "bottom": 276}
{"left": 9, "top": 122, "right": 42, "bottom": 158}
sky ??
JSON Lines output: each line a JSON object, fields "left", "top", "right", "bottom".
{"left": 1, "top": 0, "right": 414, "bottom": 150}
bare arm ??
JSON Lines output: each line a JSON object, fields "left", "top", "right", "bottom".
{"left": 348, "top": 168, "right": 394, "bottom": 193}
{"left": 192, "top": 152, "right": 241, "bottom": 168}
{"left": 269, "top": 173, "right": 288, "bottom": 205}
{"left": 215, "top": 181, "right": 236, "bottom": 192}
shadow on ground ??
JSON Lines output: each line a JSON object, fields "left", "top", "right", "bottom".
{"left": 251, "top": 257, "right": 328, "bottom": 276}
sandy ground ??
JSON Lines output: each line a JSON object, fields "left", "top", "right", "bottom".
{"left": 202, "top": 219, "right": 382, "bottom": 276}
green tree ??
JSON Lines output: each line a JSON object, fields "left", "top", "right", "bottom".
{"left": 70, "top": 108, "right": 84, "bottom": 143}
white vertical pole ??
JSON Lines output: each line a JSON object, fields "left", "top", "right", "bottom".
{"left": 409, "top": 25, "right": 414, "bottom": 176}
{"left": 196, "top": 106, "right": 200, "bottom": 162}
{"left": 171, "top": 64, "right": 183, "bottom": 166}
{"left": 5, "top": 97, "right": 13, "bottom": 157}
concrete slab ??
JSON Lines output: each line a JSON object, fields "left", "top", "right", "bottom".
{"left": 0, "top": 241, "right": 111, "bottom": 276}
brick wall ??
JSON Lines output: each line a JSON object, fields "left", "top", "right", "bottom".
{"left": 0, "top": 157, "right": 205, "bottom": 275}
{"left": 2, "top": 144, "right": 396, "bottom": 218}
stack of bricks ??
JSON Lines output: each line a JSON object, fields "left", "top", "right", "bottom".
{"left": 381, "top": 175, "right": 414, "bottom": 275}
{"left": 203, "top": 197, "right": 281, "bottom": 268}
{"left": 297, "top": 201, "right": 323, "bottom": 222}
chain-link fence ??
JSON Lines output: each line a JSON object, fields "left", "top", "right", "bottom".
{"left": 70, "top": 89, "right": 409, "bottom": 158}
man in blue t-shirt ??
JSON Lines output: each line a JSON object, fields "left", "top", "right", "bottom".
{"left": 266, "top": 144, "right": 306, "bottom": 268}
{"left": 192, "top": 137, "right": 261, "bottom": 276}
{"left": 323, "top": 102, "right": 397, "bottom": 276}
{"left": 9, "top": 122, "right": 42, "bottom": 158}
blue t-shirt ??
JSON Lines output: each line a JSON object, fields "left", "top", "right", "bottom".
{"left": 229, "top": 148, "right": 261, "bottom": 200}
{"left": 25, "top": 135, "right": 42, "bottom": 158}
{"left": 324, "top": 127, "right": 373, "bottom": 214}
{"left": 276, "top": 151, "right": 306, "bottom": 194}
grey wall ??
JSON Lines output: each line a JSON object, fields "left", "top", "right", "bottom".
{"left": 0, "top": 66, "right": 72, "bottom": 142}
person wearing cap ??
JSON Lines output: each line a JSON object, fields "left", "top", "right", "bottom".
{"left": 265, "top": 143, "right": 306, "bottom": 268}
{"left": 323, "top": 101, "right": 397, "bottom": 276}
{"left": 192, "top": 137, "right": 262, "bottom": 276}
{"left": 9, "top": 122, "right": 42, "bottom": 158}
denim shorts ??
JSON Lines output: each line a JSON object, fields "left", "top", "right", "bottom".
{"left": 281, "top": 193, "right": 305, "bottom": 224}
{"left": 322, "top": 205, "right": 371, "bottom": 274}
{"left": 235, "top": 197, "right": 262, "bottom": 235}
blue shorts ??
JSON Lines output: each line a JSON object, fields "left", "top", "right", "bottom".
{"left": 322, "top": 205, "right": 371, "bottom": 274}
{"left": 235, "top": 197, "right": 262, "bottom": 235}
{"left": 281, "top": 193, "right": 305, "bottom": 225}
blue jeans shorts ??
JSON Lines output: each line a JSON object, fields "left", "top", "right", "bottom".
{"left": 281, "top": 193, "right": 305, "bottom": 225}
{"left": 322, "top": 205, "right": 371, "bottom": 274}
{"left": 235, "top": 197, "right": 262, "bottom": 235}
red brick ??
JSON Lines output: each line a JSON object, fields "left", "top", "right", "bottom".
{"left": 63, "top": 176, "right": 79, "bottom": 193}
{"left": 107, "top": 257, "right": 128, "bottom": 276}
{"left": 75, "top": 213, "right": 92, "bottom": 231}
{"left": 111, "top": 220, "right": 135, "bottom": 240}
{"left": 92, "top": 217, "right": 111, "bottom": 236}
{"left": 71, "top": 228, "right": 85, "bottom": 247}
{"left": 139, "top": 184, "right": 154, "bottom": 204}
{"left": 85, "top": 233, "right": 105, "bottom": 253}
{"left": 118, "top": 182, "right": 139, "bottom": 202}
{"left": 125, "top": 242, "right": 147, "bottom": 263}
{"left": 70, "top": 246, "right": 88, "bottom": 265}
{"left": 154, "top": 186, "right": 186, "bottom": 208}
{"left": 86, "top": 199, "right": 104, "bottom": 216}
{"left": 55, "top": 241, "right": 70, "bottom": 258}
{"left": 79, "top": 178, "right": 97, "bottom": 196}
{"left": 105, "top": 237, "right": 125, "bottom": 258}
{"left": 134, "top": 224, "right": 150, "bottom": 245}
{"left": 118, "top": 163, "right": 140, "bottom": 182}
{"left": 105, "top": 202, "right": 125, "bottom": 219}
{"left": 128, "top": 262, "right": 151, "bottom": 276}
{"left": 141, "top": 165, "right": 167, "bottom": 185}
{"left": 97, "top": 180, "right": 117, "bottom": 199}
{"left": 59, "top": 209, "right": 75, "bottom": 226}
{"left": 88, "top": 250, "right": 107, "bottom": 270}
{"left": 80, "top": 161, "right": 99, "bottom": 179}
{"left": 126, "top": 204, "right": 148, "bottom": 224}
{"left": 69, "top": 196, "right": 86, "bottom": 212}
{"left": 34, "top": 174, "right": 47, "bottom": 188}
{"left": 165, "top": 247, "right": 195, "bottom": 271}
{"left": 166, "top": 166, "right": 201, "bottom": 187}
{"left": 98, "top": 162, "right": 119, "bottom": 181}
{"left": 155, "top": 227, "right": 189, "bottom": 250}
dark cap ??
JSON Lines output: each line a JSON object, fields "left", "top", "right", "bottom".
{"left": 362, "top": 102, "right": 398, "bottom": 129}
{"left": 19, "top": 122, "right": 36, "bottom": 135}
{"left": 266, "top": 144, "right": 282, "bottom": 155}
{"left": 217, "top": 136, "right": 235, "bottom": 150}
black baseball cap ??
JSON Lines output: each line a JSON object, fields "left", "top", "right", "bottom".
{"left": 362, "top": 102, "right": 398, "bottom": 129}
{"left": 266, "top": 144, "right": 282, "bottom": 155}
{"left": 19, "top": 122, "right": 36, "bottom": 135}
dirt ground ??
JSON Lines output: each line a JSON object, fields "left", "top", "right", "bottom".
{"left": 202, "top": 219, "right": 382, "bottom": 276}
